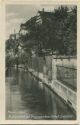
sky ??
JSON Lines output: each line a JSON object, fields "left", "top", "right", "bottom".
{"left": 6, "top": 4, "right": 38, "bottom": 39}
{"left": 6, "top": 4, "right": 74, "bottom": 39}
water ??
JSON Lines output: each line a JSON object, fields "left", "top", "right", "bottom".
{"left": 6, "top": 68, "right": 76, "bottom": 120}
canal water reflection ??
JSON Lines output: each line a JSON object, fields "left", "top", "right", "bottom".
{"left": 6, "top": 68, "right": 76, "bottom": 120}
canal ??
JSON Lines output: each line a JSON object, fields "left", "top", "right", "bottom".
{"left": 5, "top": 67, "right": 76, "bottom": 120}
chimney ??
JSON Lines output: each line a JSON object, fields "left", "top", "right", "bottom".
{"left": 42, "top": 8, "right": 44, "bottom": 12}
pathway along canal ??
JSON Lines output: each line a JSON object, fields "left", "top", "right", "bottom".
{"left": 5, "top": 67, "right": 76, "bottom": 120}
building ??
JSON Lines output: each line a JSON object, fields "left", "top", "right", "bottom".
{"left": 36, "top": 9, "right": 54, "bottom": 25}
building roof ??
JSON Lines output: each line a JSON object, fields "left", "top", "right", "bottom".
{"left": 38, "top": 10, "right": 54, "bottom": 20}
{"left": 38, "top": 10, "right": 54, "bottom": 16}
{"left": 20, "top": 16, "right": 37, "bottom": 30}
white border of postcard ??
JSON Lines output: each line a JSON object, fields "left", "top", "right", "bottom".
{"left": 0, "top": 0, "right": 80, "bottom": 124}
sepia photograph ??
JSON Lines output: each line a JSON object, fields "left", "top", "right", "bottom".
{"left": 5, "top": 3, "right": 77, "bottom": 120}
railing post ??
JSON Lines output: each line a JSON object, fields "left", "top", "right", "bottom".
{"left": 52, "top": 56, "right": 57, "bottom": 83}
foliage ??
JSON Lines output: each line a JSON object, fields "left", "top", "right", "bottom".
{"left": 23, "top": 6, "right": 77, "bottom": 56}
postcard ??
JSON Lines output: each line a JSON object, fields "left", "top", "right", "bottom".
{"left": 0, "top": 0, "right": 80, "bottom": 124}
